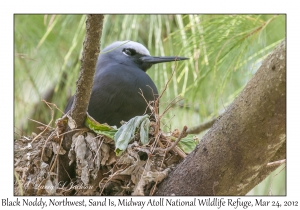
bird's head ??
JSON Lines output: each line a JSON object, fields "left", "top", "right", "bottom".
{"left": 97, "top": 40, "right": 188, "bottom": 72}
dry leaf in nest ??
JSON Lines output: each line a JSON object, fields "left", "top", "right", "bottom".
{"left": 98, "top": 140, "right": 183, "bottom": 196}
{"left": 14, "top": 111, "right": 192, "bottom": 196}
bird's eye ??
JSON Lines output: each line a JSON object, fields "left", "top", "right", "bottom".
{"left": 122, "top": 48, "right": 136, "bottom": 56}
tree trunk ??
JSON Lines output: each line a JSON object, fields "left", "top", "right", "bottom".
{"left": 155, "top": 40, "right": 286, "bottom": 196}
{"left": 58, "top": 15, "right": 104, "bottom": 183}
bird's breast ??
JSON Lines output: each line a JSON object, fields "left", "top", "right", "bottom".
{"left": 88, "top": 65, "right": 158, "bottom": 126}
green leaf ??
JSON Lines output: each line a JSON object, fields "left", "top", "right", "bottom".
{"left": 114, "top": 115, "right": 150, "bottom": 156}
{"left": 85, "top": 113, "right": 117, "bottom": 139}
{"left": 140, "top": 117, "right": 150, "bottom": 145}
{"left": 115, "top": 148, "right": 123, "bottom": 156}
{"left": 177, "top": 134, "right": 198, "bottom": 154}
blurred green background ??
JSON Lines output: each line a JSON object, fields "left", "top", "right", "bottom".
{"left": 14, "top": 14, "right": 286, "bottom": 195}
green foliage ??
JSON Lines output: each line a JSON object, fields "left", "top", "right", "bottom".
{"left": 247, "top": 166, "right": 286, "bottom": 195}
{"left": 14, "top": 14, "right": 285, "bottom": 133}
{"left": 85, "top": 113, "right": 117, "bottom": 139}
{"left": 15, "top": 15, "right": 86, "bottom": 133}
{"left": 86, "top": 113, "right": 150, "bottom": 156}
{"left": 100, "top": 15, "right": 285, "bottom": 131}
{"left": 14, "top": 14, "right": 286, "bottom": 195}
{"left": 114, "top": 115, "right": 150, "bottom": 156}
{"left": 176, "top": 134, "right": 198, "bottom": 154}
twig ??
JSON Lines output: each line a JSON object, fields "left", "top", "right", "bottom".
{"left": 160, "top": 96, "right": 184, "bottom": 118}
{"left": 266, "top": 159, "right": 286, "bottom": 168}
{"left": 173, "top": 146, "right": 187, "bottom": 158}
{"left": 40, "top": 104, "right": 76, "bottom": 163}
{"left": 99, "top": 168, "right": 124, "bottom": 195}
{"left": 186, "top": 116, "right": 220, "bottom": 134}
{"left": 268, "top": 162, "right": 286, "bottom": 195}
{"left": 31, "top": 100, "right": 54, "bottom": 143}
{"left": 166, "top": 126, "right": 188, "bottom": 153}
{"left": 14, "top": 170, "right": 24, "bottom": 196}
{"left": 61, "top": 162, "right": 72, "bottom": 182}
{"left": 138, "top": 88, "right": 155, "bottom": 118}
{"left": 150, "top": 139, "right": 172, "bottom": 196}
{"left": 28, "top": 118, "right": 54, "bottom": 129}
{"left": 153, "top": 126, "right": 188, "bottom": 154}
{"left": 157, "top": 67, "right": 177, "bottom": 103}
{"left": 14, "top": 126, "right": 23, "bottom": 137}
{"left": 40, "top": 131, "right": 56, "bottom": 162}
{"left": 150, "top": 132, "right": 165, "bottom": 154}
{"left": 57, "top": 128, "right": 88, "bottom": 137}
{"left": 92, "top": 137, "right": 104, "bottom": 163}
{"left": 49, "top": 135, "right": 64, "bottom": 173}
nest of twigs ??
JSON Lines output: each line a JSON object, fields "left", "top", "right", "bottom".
{"left": 14, "top": 69, "right": 196, "bottom": 196}
{"left": 14, "top": 112, "right": 189, "bottom": 196}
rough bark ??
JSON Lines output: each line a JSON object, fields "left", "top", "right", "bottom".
{"left": 58, "top": 15, "right": 104, "bottom": 183}
{"left": 155, "top": 40, "right": 286, "bottom": 196}
{"left": 70, "top": 15, "right": 104, "bottom": 127}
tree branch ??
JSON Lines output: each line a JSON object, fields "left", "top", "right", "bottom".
{"left": 187, "top": 116, "right": 219, "bottom": 134}
{"left": 58, "top": 15, "right": 104, "bottom": 183}
{"left": 155, "top": 40, "right": 286, "bottom": 195}
{"left": 70, "top": 15, "right": 104, "bottom": 127}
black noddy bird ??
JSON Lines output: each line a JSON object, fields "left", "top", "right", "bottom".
{"left": 64, "top": 40, "right": 188, "bottom": 127}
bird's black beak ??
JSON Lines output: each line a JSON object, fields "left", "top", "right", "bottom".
{"left": 140, "top": 55, "right": 189, "bottom": 64}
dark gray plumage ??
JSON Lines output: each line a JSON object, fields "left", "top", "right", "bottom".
{"left": 64, "top": 41, "right": 188, "bottom": 127}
